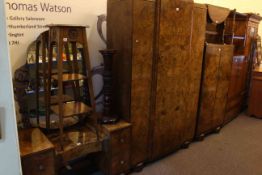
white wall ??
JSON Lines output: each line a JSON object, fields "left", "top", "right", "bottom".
{"left": 0, "top": 1, "right": 21, "bottom": 175}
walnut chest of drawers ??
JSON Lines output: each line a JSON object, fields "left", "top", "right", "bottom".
{"left": 101, "top": 121, "right": 131, "bottom": 175}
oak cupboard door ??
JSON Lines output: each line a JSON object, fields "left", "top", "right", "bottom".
{"left": 197, "top": 44, "right": 233, "bottom": 136}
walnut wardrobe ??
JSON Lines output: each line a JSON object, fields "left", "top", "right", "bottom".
{"left": 195, "top": 5, "right": 234, "bottom": 139}
{"left": 107, "top": 0, "right": 206, "bottom": 168}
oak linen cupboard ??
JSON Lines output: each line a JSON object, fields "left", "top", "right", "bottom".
{"left": 107, "top": 0, "right": 206, "bottom": 167}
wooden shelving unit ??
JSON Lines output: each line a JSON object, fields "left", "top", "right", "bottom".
{"left": 33, "top": 25, "right": 101, "bottom": 163}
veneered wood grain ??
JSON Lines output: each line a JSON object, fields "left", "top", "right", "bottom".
{"left": 225, "top": 14, "right": 261, "bottom": 124}
{"left": 197, "top": 44, "right": 233, "bottom": 136}
{"left": 152, "top": 0, "right": 205, "bottom": 159}
{"left": 19, "top": 128, "right": 54, "bottom": 158}
{"left": 107, "top": 0, "right": 155, "bottom": 167}
{"left": 130, "top": 0, "right": 155, "bottom": 166}
{"left": 107, "top": 0, "right": 133, "bottom": 121}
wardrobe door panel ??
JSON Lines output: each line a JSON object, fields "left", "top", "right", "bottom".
{"left": 214, "top": 45, "right": 233, "bottom": 125}
{"left": 130, "top": 0, "right": 155, "bottom": 166}
{"left": 152, "top": 0, "right": 197, "bottom": 159}
{"left": 197, "top": 44, "right": 221, "bottom": 135}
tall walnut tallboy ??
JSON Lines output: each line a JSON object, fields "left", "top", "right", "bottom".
{"left": 107, "top": 0, "right": 155, "bottom": 167}
{"left": 107, "top": 0, "right": 206, "bottom": 167}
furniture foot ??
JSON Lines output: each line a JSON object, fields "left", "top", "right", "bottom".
{"left": 181, "top": 141, "right": 191, "bottom": 149}
{"left": 133, "top": 162, "right": 145, "bottom": 172}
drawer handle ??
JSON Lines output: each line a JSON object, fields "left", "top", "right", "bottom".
{"left": 120, "top": 138, "right": 125, "bottom": 143}
{"left": 39, "top": 165, "right": 45, "bottom": 171}
{"left": 120, "top": 160, "right": 126, "bottom": 165}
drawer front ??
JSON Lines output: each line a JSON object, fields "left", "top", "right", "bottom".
{"left": 111, "top": 128, "right": 130, "bottom": 156}
{"left": 22, "top": 150, "right": 55, "bottom": 175}
{"left": 110, "top": 128, "right": 131, "bottom": 175}
{"left": 111, "top": 152, "right": 130, "bottom": 175}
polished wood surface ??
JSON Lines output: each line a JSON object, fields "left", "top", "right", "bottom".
{"left": 101, "top": 121, "right": 131, "bottom": 175}
{"left": 22, "top": 150, "right": 55, "bottom": 175}
{"left": 102, "top": 120, "right": 131, "bottom": 133}
{"left": 48, "top": 126, "right": 103, "bottom": 163}
{"left": 19, "top": 128, "right": 56, "bottom": 175}
{"left": 224, "top": 13, "right": 261, "bottom": 124}
{"left": 107, "top": 0, "right": 154, "bottom": 167}
{"left": 130, "top": 0, "right": 155, "bottom": 166}
{"left": 152, "top": 0, "right": 205, "bottom": 159}
{"left": 107, "top": 0, "right": 132, "bottom": 120}
{"left": 207, "top": 4, "right": 230, "bottom": 24}
{"left": 197, "top": 44, "right": 233, "bottom": 136}
{"left": 51, "top": 102, "right": 92, "bottom": 118}
{"left": 248, "top": 65, "right": 262, "bottom": 118}
{"left": 19, "top": 128, "right": 54, "bottom": 157}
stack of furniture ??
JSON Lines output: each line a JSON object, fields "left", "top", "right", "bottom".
{"left": 224, "top": 13, "right": 262, "bottom": 124}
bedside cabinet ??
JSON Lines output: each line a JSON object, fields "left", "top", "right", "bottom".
{"left": 19, "top": 128, "right": 56, "bottom": 175}
{"left": 101, "top": 121, "right": 131, "bottom": 175}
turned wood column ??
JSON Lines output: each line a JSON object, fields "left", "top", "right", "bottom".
{"left": 99, "top": 49, "right": 118, "bottom": 124}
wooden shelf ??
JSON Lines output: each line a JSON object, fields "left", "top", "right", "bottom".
{"left": 52, "top": 73, "right": 86, "bottom": 82}
{"left": 51, "top": 102, "right": 92, "bottom": 118}
{"left": 39, "top": 69, "right": 69, "bottom": 75}
{"left": 40, "top": 95, "right": 73, "bottom": 105}
{"left": 206, "top": 30, "right": 219, "bottom": 35}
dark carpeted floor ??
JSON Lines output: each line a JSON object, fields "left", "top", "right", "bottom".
{"left": 132, "top": 114, "right": 262, "bottom": 175}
